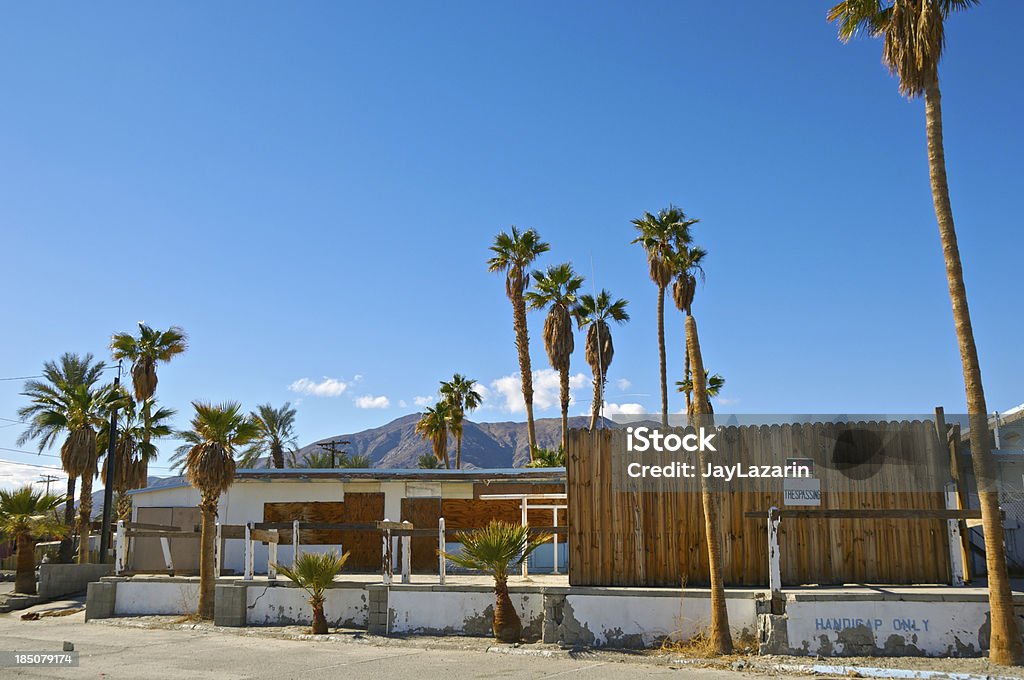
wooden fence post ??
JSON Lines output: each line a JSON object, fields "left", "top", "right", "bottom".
{"left": 768, "top": 507, "right": 782, "bottom": 597}
{"left": 381, "top": 525, "right": 393, "bottom": 586}
{"left": 438, "top": 517, "right": 446, "bottom": 585}
{"left": 552, "top": 507, "right": 560, "bottom": 575}
{"left": 215, "top": 522, "right": 222, "bottom": 577}
{"left": 268, "top": 530, "right": 278, "bottom": 581}
{"left": 401, "top": 525, "right": 411, "bottom": 584}
{"left": 244, "top": 522, "right": 254, "bottom": 581}
{"left": 520, "top": 497, "right": 528, "bottom": 577}
{"left": 114, "top": 520, "right": 126, "bottom": 575}
{"left": 946, "top": 483, "right": 965, "bottom": 586}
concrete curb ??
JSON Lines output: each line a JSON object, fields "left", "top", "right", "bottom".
{"left": 767, "top": 662, "right": 1021, "bottom": 680}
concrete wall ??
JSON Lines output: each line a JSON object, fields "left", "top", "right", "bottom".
{"left": 39, "top": 563, "right": 113, "bottom": 599}
{"left": 387, "top": 587, "right": 544, "bottom": 638}
{"left": 113, "top": 579, "right": 200, "bottom": 616}
{"left": 556, "top": 591, "right": 759, "bottom": 648}
{"left": 778, "top": 598, "right": 993, "bottom": 657}
{"left": 245, "top": 583, "right": 368, "bottom": 628}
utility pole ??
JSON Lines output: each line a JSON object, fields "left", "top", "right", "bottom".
{"left": 317, "top": 440, "right": 350, "bottom": 468}
{"left": 98, "top": 361, "right": 122, "bottom": 563}
{"left": 37, "top": 474, "right": 60, "bottom": 495}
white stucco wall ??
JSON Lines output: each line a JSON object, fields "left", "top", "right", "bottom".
{"left": 245, "top": 584, "right": 368, "bottom": 628}
{"left": 784, "top": 599, "right": 992, "bottom": 657}
{"left": 113, "top": 580, "right": 199, "bottom": 616}
{"left": 562, "top": 593, "right": 758, "bottom": 647}
{"left": 388, "top": 589, "right": 544, "bottom": 637}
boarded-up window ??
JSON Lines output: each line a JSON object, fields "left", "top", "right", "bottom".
{"left": 264, "top": 493, "right": 384, "bottom": 571}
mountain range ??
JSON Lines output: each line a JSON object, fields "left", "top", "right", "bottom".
{"left": 296, "top": 414, "right": 612, "bottom": 468}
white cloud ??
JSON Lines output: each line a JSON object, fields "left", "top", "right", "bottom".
{"left": 398, "top": 400, "right": 408, "bottom": 409}
{"left": 355, "top": 395, "right": 390, "bottom": 409}
{"left": 616, "top": 378, "right": 632, "bottom": 391}
{"left": 489, "top": 369, "right": 587, "bottom": 414}
{"left": 413, "top": 395, "right": 436, "bottom": 407}
{"left": 0, "top": 462, "right": 68, "bottom": 493}
{"left": 288, "top": 377, "right": 351, "bottom": 397}
{"left": 716, "top": 397, "right": 741, "bottom": 406}
{"left": 603, "top": 402, "right": 646, "bottom": 416}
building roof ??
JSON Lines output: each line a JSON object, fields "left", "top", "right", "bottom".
{"left": 127, "top": 467, "right": 566, "bottom": 495}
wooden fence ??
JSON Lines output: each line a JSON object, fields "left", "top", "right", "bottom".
{"left": 566, "top": 420, "right": 955, "bottom": 587}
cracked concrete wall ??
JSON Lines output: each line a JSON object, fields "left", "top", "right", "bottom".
{"left": 387, "top": 589, "right": 544, "bottom": 639}
{"left": 246, "top": 584, "right": 368, "bottom": 628}
{"left": 557, "top": 593, "right": 757, "bottom": 649}
{"left": 780, "top": 600, "right": 993, "bottom": 657}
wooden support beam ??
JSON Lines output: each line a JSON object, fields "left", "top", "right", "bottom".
{"left": 744, "top": 508, "right": 983, "bottom": 520}
{"left": 125, "top": 530, "right": 201, "bottom": 538}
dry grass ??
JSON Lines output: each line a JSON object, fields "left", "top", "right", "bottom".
{"left": 659, "top": 626, "right": 758, "bottom": 659}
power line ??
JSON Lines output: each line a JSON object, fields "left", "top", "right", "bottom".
{"left": 0, "top": 375, "right": 43, "bottom": 381}
{"left": 0, "top": 457, "right": 64, "bottom": 471}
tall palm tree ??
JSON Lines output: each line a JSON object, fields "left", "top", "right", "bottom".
{"left": 441, "top": 521, "right": 549, "bottom": 642}
{"left": 17, "top": 353, "right": 106, "bottom": 562}
{"left": 686, "top": 315, "right": 732, "bottom": 654}
{"left": 0, "top": 486, "right": 66, "bottom": 594}
{"left": 18, "top": 354, "right": 120, "bottom": 563}
{"left": 239, "top": 403, "right": 299, "bottom": 469}
{"left": 828, "top": 1, "right": 1023, "bottom": 665}
{"left": 439, "top": 374, "right": 483, "bottom": 470}
{"left": 180, "top": 401, "right": 258, "bottom": 619}
{"left": 488, "top": 227, "right": 550, "bottom": 460}
{"left": 110, "top": 323, "right": 187, "bottom": 484}
{"left": 631, "top": 206, "right": 698, "bottom": 427}
{"left": 415, "top": 402, "right": 451, "bottom": 469}
{"left": 99, "top": 395, "right": 176, "bottom": 520}
{"left": 676, "top": 371, "right": 725, "bottom": 414}
{"left": 670, "top": 246, "right": 707, "bottom": 414}
{"left": 525, "top": 263, "right": 585, "bottom": 451}
{"left": 574, "top": 290, "right": 630, "bottom": 431}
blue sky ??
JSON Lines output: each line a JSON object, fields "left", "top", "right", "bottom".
{"left": 1, "top": 2, "right": 1021, "bottom": 489}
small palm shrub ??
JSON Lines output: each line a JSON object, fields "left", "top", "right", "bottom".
{"left": 442, "top": 521, "right": 549, "bottom": 642}
{"left": 0, "top": 486, "right": 66, "bottom": 594}
{"left": 275, "top": 550, "right": 350, "bottom": 634}
{"left": 525, "top": 446, "right": 565, "bottom": 468}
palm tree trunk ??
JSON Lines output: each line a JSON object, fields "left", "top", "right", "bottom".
{"left": 589, "top": 373, "right": 602, "bottom": 431}
{"left": 686, "top": 314, "right": 732, "bottom": 655}
{"left": 77, "top": 472, "right": 93, "bottom": 564}
{"left": 455, "top": 434, "right": 463, "bottom": 470}
{"left": 198, "top": 499, "right": 217, "bottom": 619}
{"left": 58, "top": 475, "right": 77, "bottom": 563}
{"left": 15, "top": 533, "right": 36, "bottom": 595}
{"left": 925, "top": 83, "right": 1023, "bottom": 665}
{"left": 311, "top": 598, "right": 328, "bottom": 634}
{"left": 683, "top": 316, "right": 692, "bottom": 414}
{"left": 492, "top": 577, "right": 522, "bottom": 642}
{"left": 271, "top": 443, "right": 285, "bottom": 469}
{"left": 116, "top": 492, "right": 133, "bottom": 522}
{"left": 559, "top": 366, "right": 570, "bottom": 451}
{"left": 512, "top": 292, "right": 538, "bottom": 458}
{"left": 657, "top": 286, "right": 668, "bottom": 427}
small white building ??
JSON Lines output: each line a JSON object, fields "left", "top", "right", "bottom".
{"left": 127, "top": 468, "right": 567, "bottom": 575}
